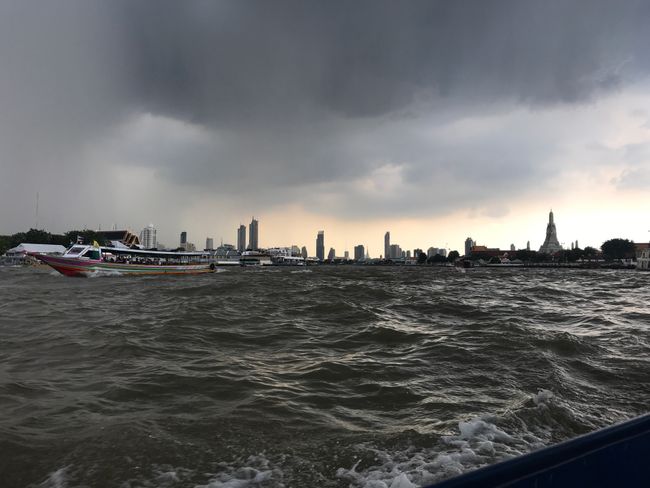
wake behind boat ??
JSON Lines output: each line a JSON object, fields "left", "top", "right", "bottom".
{"left": 31, "top": 244, "right": 215, "bottom": 277}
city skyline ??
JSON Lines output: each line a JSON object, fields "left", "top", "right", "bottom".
{"left": 1, "top": 2, "right": 649, "bottom": 253}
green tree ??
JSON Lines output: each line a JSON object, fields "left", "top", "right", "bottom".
{"left": 24, "top": 228, "right": 51, "bottom": 244}
{"left": 64, "top": 230, "right": 107, "bottom": 247}
{"left": 428, "top": 253, "right": 446, "bottom": 264}
{"left": 447, "top": 250, "right": 460, "bottom": 262}
{"left": 601, "top": 238, "right": 635, "bottom": 261}
{"left": 583, "top": 246, "right": 599, "bottom": 260}
{"left": 0, "top": 235, "right": 11, "bottom": 255}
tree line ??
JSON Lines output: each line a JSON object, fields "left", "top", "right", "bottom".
{"left": 0, "top": 228, "right": 107, "bottom": 255}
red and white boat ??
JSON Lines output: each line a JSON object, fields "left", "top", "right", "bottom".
{"left": 31, "top": 244, "right": 215, "bottom": 277}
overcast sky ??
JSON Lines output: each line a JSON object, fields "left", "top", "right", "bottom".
{"left": 1, "top": 0, "right": 649, "bottom": 254}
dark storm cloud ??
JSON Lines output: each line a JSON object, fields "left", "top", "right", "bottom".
{"left": 1, "top": 0, "right": 649, "bottom": 231}
{"left": 117, "top": 0, "right": 650, "bottom": 124}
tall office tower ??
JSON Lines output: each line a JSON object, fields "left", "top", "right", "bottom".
{"left": 384, "top": 232, "right": 390, "bottom": 259}
{"left": 575, "top": 240, "right": 579, "bottom": 249}
{"left": 344, "top": 251, "right": 349, "bottom": 260}
{"left": 316, "top": 231, "right": 325, "bottom": 261}
{"left": 301, "top": 246, "right": 308, "bottom": 259}
{"left": 237, "top": 225, "right": 246, "bottom": 252}
{"left": 180, "top": 231, "right": 187, "bottom": 249}
{"left": 464, "top": 237, "right": 475, "bottom": 256}
{"left": 140, "top": 224, "right": 157, "bottom": 249}
{"left": 510, "top": 244, "right": 516, "bottom": 251}
{"left": 527, "top": 240, "right": 531, "bottom": 251}
{"left": 248, "top": 217, "right": 259, "bottom": 250}
{"left": 354, "top": 244, "right": 365, "bottom": 261}
{"left": 327, "top": 248, "right": 336, "bottom": 260}
{"left": 206, "top": 238, "right": 214, "bottom": 250}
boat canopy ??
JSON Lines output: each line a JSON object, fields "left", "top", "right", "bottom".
{"left": 100, "top": 246, "right": 209, "bottom": 258}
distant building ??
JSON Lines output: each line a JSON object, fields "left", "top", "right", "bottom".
{"left": 471, "top": 245, "right": 502, "bottom": 258}
{"left": 291, "top": 245, "right": 301, "bottom": 256}
{"left": 384, "top": 232, "right": 390, "bottom": 260}
{"left": 354, "top": 244, "right": 365, "bottom": 261}
{"left": 438, "top": 248, "right": 447, "bottom": 257}
{"left": 2, "top": 243, "right": 66, "bottom": 265}
{"left": 510, "top": 243, "right": 516, "bottom": 252}
{"left": 185, "top": 242, "right": 196, "bottom": 252}
{"left": 344, "top": 251, "right": 349, "bottom": 260}
{"left": 389, "top": 244, "right": 401, "bottom": 259}
{"left": 214, "top": 243, "right": 238, "bottom": 259}
{"left": 406, "top": 250, "right": 411, "bottom": 258}
{"left": 464, "top": 237, "right": 475, "bottom": 257}
{"left": 539, "top": 210, "right": 562, "bottom": 254}
{"left": 180, "top": 232, "right": 187, "bottom": 248}
{"left": 206, "top": 237, "right": 214, "bottom": 250}
{"left": 316, "top": 231, "right": 325, "bottom": 261}
{"left": 139, "top": 224, "right": 157, "bottom": 249}
{"left": 527, "top": 240, "right": 530, "bottom": 251}
{"left": 248, "top": 218, "right": 259, "bottom": 250}
{"left": 96, "top": 229, "right": 141, "bottom": 248}
{"left": 237, "top": 225, "right": 246, "bottom": 252}
{"left": 327, "top": 247, "right": 336, "bottom": 260}
{"left": 301, "top": 246, "right": 308, "bottom": 259}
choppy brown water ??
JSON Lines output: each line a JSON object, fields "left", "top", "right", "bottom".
{"left": 0, "top": 266, "right": 648, "bottom": 487}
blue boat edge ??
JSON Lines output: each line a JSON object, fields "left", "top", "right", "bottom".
{"left": 427, "top": 413, "right": 650, "bottom": 488}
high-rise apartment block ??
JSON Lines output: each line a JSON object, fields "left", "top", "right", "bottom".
{"left": 384, "top": 232, "right": 390, "bottom": 259}
{"left": 464, "top": 237, "right": 475, "bottom": 256}
{"left": 237, "top": 225, "right": 246, "bottom": 252}
{"left": 316, "top": 231, "right": 325, "bottom": 261}
{"left": 248, "top": 218, "right": 259, "bottom": 250}
{"left": 354, "top": 245, "right": 365, "bottom": 261}
{"left": 140, "top": 224, "right": 157, "bottom": 249}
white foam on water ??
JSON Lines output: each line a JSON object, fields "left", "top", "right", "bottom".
{"left": 197, "top": 455, "right": 282, "bottom": 488}
{"left": 532, "top": 389, "right": 554, "bottom": 406}
{"left": 336, "top": 405, "right": 555, "bottom": 488}
{"left": 38, "top": 466, "right": 69, "bottom": 488}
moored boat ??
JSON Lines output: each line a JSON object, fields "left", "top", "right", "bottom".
{"left": 31, "top": 244, "right": 215, "bottom": 277}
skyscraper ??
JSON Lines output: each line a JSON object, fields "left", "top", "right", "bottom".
{"left": 354, "top": 244, "right": 365, "bottom": 261}
{"left": 180, "top": 231, "right": 187, "bottom": 249}
{"left": 248, "top": 217, "right": 259, "bottom": 250}
{"left": 237, "top": 225, "right": 246, "bottom": 252}
{"left": 316, "top": 231, "right": 324, "bottom": 261}
{"left": 327, "top": 248, "right": 336, "bottom": 260}
{"left": 301, "top": 246, "right": 308, "bottom": 259}
{"left": 384, "top": 232, "right": 390, "bottom": 259}
{"left": 140, "top": 224, "right": 157, "bottom": 249}
{"left": 464, "top": 237, "right": 474, "bottom": 257}
{"left": 206, "top": 238, "right": 214, "bottom": 250}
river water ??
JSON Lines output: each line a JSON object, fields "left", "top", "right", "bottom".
{"left": 0, "top": 266, "right": 648, "bottom": 487}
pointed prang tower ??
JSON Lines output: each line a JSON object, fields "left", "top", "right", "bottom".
{"left": 539, "top": 209, "right": 562, "bottom": 254}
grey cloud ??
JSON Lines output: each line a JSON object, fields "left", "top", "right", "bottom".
{"left": 1, "top": 0, "right": 650, "bottom": 233}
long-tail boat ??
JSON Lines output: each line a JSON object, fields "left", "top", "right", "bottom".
{"left": 31, "top": 244, "right": 215, "bottom": 277}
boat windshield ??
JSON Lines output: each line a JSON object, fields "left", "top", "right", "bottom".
{"left": 66, "top": 246, "right": 87, "bottom": 255}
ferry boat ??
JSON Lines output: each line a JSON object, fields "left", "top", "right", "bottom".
{"left": 31, "top": 244, "right": 215, "bottom": 277}
{"left": 239, "top": 250, "right": 272, "bottom": 266}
